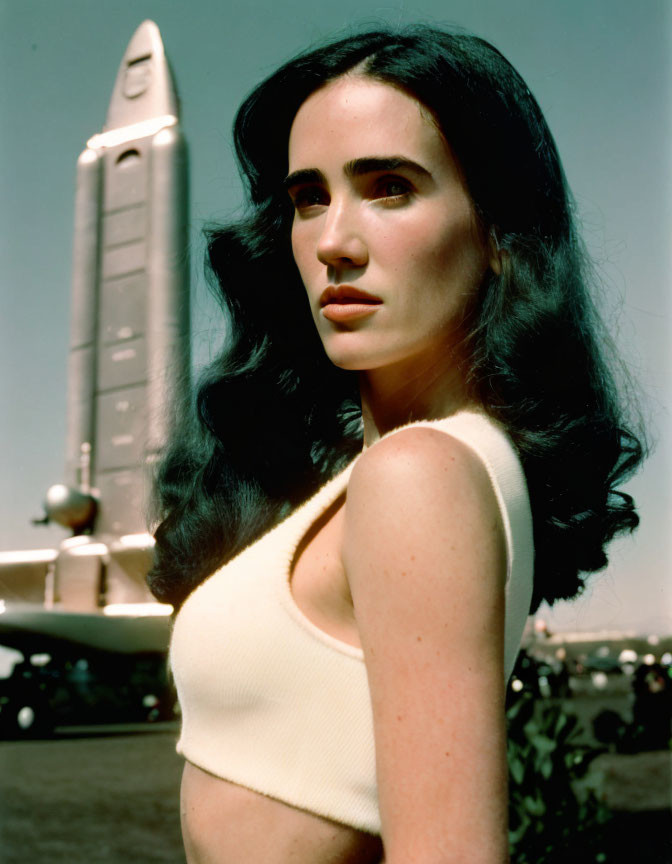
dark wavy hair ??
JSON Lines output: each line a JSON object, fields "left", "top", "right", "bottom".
{"left": 148, "top": 25, "right": 645, "bottom": 613}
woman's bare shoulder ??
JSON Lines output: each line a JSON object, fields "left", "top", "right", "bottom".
{"left": 346, "top": 424, "right": 500, "bottom": 525}
{"left": 342, "top": 421, "right": 507, "bottom": 627}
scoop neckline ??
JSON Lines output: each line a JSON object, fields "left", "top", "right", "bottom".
{"left": 361, "top": 406, "right": 491, "bottom": 451}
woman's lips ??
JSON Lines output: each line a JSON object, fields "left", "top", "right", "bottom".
{"left": 319, "top": 285, "right": 382, "bottom": 322}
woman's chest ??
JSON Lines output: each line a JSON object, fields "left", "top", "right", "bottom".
{"left": 170, "top": 479, "right": 366, "bottom": 711}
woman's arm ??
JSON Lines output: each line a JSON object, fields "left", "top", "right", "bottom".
{"left": 343, "top": 426, "right": 510, "bottom": 864}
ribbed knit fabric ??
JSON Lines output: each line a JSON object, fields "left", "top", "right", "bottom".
{"left": 169, "top": 409, "right": 534, "bottom": 834}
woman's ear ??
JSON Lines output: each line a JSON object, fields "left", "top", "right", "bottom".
{"left": 488, "top": 226, "right": 503, "bottom": 275}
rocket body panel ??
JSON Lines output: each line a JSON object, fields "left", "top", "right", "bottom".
{"left": 98, "top": 337, "right": 147, "bottom": 391}
{"left": 95, "top": 468, "right": 147, "bottom": 537}
{"left": 99, "top": 271, "right": 147, "bottom": 344}
{"left": 103, "top": 143, "right": 148, "bottom": 210}
{"left": 95, "top": 385, "right": 147, "bottom": 472}
{"left": 102, "top": 203, "right": 147, "bottom": 247}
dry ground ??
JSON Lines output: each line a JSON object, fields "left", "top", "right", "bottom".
{"left": 0, "top": 725, "right": 185, "bottom": 863}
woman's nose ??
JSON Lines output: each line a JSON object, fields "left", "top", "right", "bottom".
{"left": 316, "top": 201, "right": 368, "bottom": 269}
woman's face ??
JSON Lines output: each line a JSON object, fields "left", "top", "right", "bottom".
{"left": 287, "top": 76, "right": 495, "bottom": 375}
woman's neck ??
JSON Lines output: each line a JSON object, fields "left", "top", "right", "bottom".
{"left": 358, "top": 352, "right": 477, "bottom": 448}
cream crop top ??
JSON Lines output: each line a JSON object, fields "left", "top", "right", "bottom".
{"left": 169, "top": 410, "right": 534, "bottom": 835}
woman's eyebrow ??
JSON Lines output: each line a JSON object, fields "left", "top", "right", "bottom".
{"left": 343, "top": 155, "right": 431, "bottom": 180}
{"left": 284, "top": 156, "right": 431, "bottom": 192}
{"left": 283, "top": 168, "right": 326, "bottom": 191}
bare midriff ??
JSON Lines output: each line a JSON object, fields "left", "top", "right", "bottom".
{"left": 180, "top": 762, "right": 383, "bottom": 864}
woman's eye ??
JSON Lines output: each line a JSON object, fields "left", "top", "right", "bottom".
{"left": 373, "top": 177, "right": 412, "bottom": 203}
{"left": 291, "top": 186, "right": 328, "bottom": 210}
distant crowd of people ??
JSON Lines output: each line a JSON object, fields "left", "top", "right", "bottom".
{"left": 509, "top": 646, "right": 672, "bottom": 752}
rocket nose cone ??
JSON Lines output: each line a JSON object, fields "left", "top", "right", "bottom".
{"left": 125, "top": 20, "right": 164, "bottom": 65}
{"left": 104, "top": 19, "right": 178, "bottom": 132}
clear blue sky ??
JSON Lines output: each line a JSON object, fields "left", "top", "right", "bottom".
{"left": 1, "top": 0, "right": 670, "bottom": 633}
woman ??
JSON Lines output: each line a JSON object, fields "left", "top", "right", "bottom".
{"left": 150, "top": 26, "right": 644, "bottom": 864}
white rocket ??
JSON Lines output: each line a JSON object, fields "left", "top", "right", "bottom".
{"left": 66, "top": 18, "right": 189, "bottom": 533}
{"left": 0, "top": 20, "right": 189, "bottom": 614}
